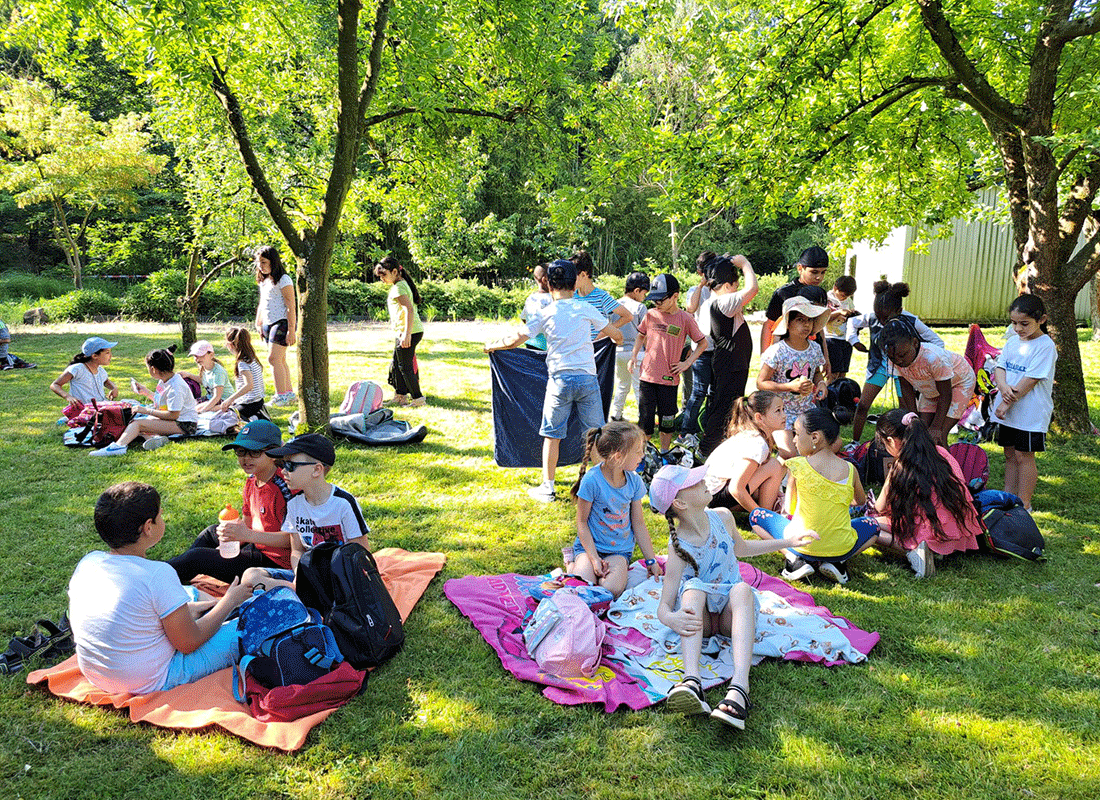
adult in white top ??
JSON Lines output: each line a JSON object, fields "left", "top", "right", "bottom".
{"left": 253, "top": 245, "right": 297, "bottom": 405}
{"left": 50, "top": 336, "right": 119, "bottom": 406}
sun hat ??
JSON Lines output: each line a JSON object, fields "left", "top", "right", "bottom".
{"left": 268, "top": 433, "right": 336, "bottom": 467}
{"left": 81, "top": 336, "right": 118, "bottom": 356}
{"left": 189, "top": 340, "right": 214, "bottom": 357}
{"left": 772, "top": 295, "right": 830, "bottom": 339}
{"left": 645, "top": 273, "right": 680, "bottom": 303}
{"left": 221, "top": 419, "right": 283, "bottom": 451}
{"left": 649, "top": 463, "right": 709, "bottom": 515}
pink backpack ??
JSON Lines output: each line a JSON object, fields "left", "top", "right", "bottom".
{"left": 947, "top": 442, "right": 989, "bottom": 492}
{"left": 522, "top": 588, "right": 605, "bottom": 678}
{"left": 338, "top": 381, "right": 383, "bottom": 415}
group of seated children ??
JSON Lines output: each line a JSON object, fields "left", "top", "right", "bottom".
{"left": 67, "top": 424, "right": 368, "bottom": 696}
{"left": 51, "top": 327, "right": 272, "bottom": 454}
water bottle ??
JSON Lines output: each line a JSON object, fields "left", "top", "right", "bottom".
{"left": 218, "top": 504, "right": 241, "bottom": 558}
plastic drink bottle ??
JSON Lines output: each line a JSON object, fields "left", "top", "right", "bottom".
{"left": 218, "top": 504, "right": 241, "bottom": 558}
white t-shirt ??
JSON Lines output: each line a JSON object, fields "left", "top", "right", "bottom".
{"left": 234, "top": 359, "right": 265, "bottom": 403}
{"left": 686, "top": 285, "right": 713, "bottom": 343}
{"left": 617, "top": 296, "right": 647, "bottom": 352}
{"left": 67, "top": 362, "right": 110, "bottom": 404}
{"left": 524, "top": 298, "right": 607, "bottom": 376}
{"left": 993, "top": 333, "right": 1057, "bottom": 433}
{"left": 704, "top": 431, "right": 772, "bottom": 495}
{"left": 825, "top": 291, "right": 855, "bottom": 338}
{"left": 154, "top": 372, "right": 199, "bottom": 424}
{"left": 282, "top": 485, "right": 369, "bottom": 550}
{"left": 68, "top": 551, "right": 190, "bottom": 694}
{"left": 259, "top": 274, "right": 293, "bottom": 326}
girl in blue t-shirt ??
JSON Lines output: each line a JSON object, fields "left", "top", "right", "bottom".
{"left": 567, "top": 421, "right": 663, "bottom": 597}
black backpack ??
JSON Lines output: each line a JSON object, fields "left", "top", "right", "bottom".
{"left": 974, "top": 490, "right": 1047, "bottom": 562}
{"left": 824, "top": 378, "right": 861, "bottom": 424}
{"left": 296, "top": 542, "right": 406, "bottom": 669}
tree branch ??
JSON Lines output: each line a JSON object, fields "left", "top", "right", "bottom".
{"left": 1042, "top": 145, "right": 1084, "bottom": 201}
{"left": 208, "top": 58, "right": 302, "bottom": 256}
{"left": 356, "top": 0, "right": 393, "bottom": 125}
{"left": 191, "top": 252, "right": 243, "bottom": 300}
{"left": 1053, "top": 11, "right": 1100, "bottom": 42}
{"left": 362, "top": 105, "right": 525, "bottom": 128}
{"left": 1062, "top": 155, "right": 1100, "bottom": 289}
{"left": 916, "top": 0, "right": 1026, "bottom": 127}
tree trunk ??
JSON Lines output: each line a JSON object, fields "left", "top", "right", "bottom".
{"left": 669, "top": 218, "right": 679, "bottom": 270}
{"left": 1035, "top": 280, "right": 1090, "bottom": 433}
{"left": 53, "top": 200, "right": 83, "bottom": 289}
{"left": 1092, "top": 271, "right": 1100, "bottom": 341}
{"left": 296, "top": 242, "right": 331, "bottom": 432}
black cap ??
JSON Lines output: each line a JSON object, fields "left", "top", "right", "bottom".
{"left": 798, "top": 246, "right": 829, "bottom": 269}
{"left": 267, "top": 433, "right": 336, "bottom": 467}
{"left": 645, "top": 273, "right": 680, "bottom": 302}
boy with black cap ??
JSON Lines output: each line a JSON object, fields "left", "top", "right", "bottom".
{"left": 169, "top": 419, "right": 294, "bottom": 584}
{"left": 610, "top": 270, "right": 650, "bottom": 421}
{"left": 628, "top": 273, "right": 707, "bottom": 451}
{"left": 761, "top": 246, "right": 830, "bottom": 351}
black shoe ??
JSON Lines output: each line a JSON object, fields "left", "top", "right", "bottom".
{"left": 781, "top": 556, "right": 815, "bottom": 582}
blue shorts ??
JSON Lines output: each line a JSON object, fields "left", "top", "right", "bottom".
{"left": 161, "top": 618, "right": 238, "bottom": 691}
{"left": 749, "top": 508, "right": 879, "bottom": 564}
{"left": 540, "top": 372, "right": 604, "bottom": 439}
{"left": 865, "top": 362, "right": 902, "bottom": 394}
{"left": 263, "top": 319, "right": 289, "bottom": 347}
{"left": 256, "top": 568, "right": 295, "bottom": 584}
{"left": 572, "top": 539, "right": 635, "bottom": 562}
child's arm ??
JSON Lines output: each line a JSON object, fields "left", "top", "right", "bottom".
{"left": 131, "top": 379, "right": 155, "bottom": 400}
{"left": 50, "top": 369, "right": 75, "bottom": 401}
{"left": 610, "top": 303, "right": 632, "bottom": 329}
{"left": 852, "top": 467, "right": 867, "bottom": 506}
{"left": 627, "top": 331, "right": 646, "bottom": 372}
{"left": 288, "top": 532, "right": 306, "bottom": 573}
{"left": 734, "top": 255, "right": 758, "bottom": 303}
{"left": 655, "top": 549, "right": 702, "bottom": 637}
{"left": 757, "top": 362, "right": 809, "bottom": 395}
{"left": 847, "top": 315, "right": 868, "bottom": 352}
{"left": 729, "top": 458, "right": 765, "bottom": 513}
{"left": 217, "top": 517, "right": 292, "bottom": 550}
{"left": 930, "top": 378, "right": 954, "bottom": 440}
{"left": 675, "top": 336, "right": 708, "bottom": 375}
{"left": 596, "top": 321, "right": 624, "bottom": 345}
{"left": 104, "top": 378, "right": 119, "bottom": 400}
{"left": 630, "top": 499, "right": 663, "bottom": 577}
{"left": 161, "top": 577, "right": 252, "bottom": 654}
{"left": 575, "top": 499, "right": 607, "bottom": 577}
{"left": 812, "top": 364, "right": 826, "bottom": 400}
{"left": 281, "top": 282, "right": 297, "bottom": 347}
{"left": 219, "top": 368, "right": 254, "bottom": 410}
{"left": 716, "top": 507, "right": 819, "bottom": 557}
{"left": 197, "top": 383, "right": 225, "bottom": 413}
{"left": 484, "top": 328, "right": 530, "bottom": 352}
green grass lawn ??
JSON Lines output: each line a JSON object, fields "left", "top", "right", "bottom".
{"left": 1, "top": 321, "right": 1099, "bottom": 800}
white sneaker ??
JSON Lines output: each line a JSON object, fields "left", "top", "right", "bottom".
{"left": 527, "top": 481, "right": 556, "bottom": 503}
{"left": 676, "top": 433, "right": 700, "bottom": 451}
{"left": 142, "top": 435, "right": 170, "bottom": 451}
{"left": 817, "top": 562, "right": 850, "bottom": 585}
{"left": 90, "top": 443, "right": 127, "bottom": 456}
{"left": 906, "top": 542, "right": 935, "bottom": 579}
{"left": 271, "top": 392, "right": 297, "bottom": 407}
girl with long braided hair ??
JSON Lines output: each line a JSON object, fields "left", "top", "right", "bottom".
{"left": 566, "top": 421, "right": 663, "bottom": 598}
{"left": 650, "top": 464, "right": 817, "bottom": 729}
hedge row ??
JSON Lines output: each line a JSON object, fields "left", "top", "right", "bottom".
{"left": 14, "top": 268, "right": 789, "bottom": 323}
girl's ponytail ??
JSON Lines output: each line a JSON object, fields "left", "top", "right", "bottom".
{"left": 665, "top": 509, "right": 699, "bottom": 574}
{"left": 570, "top": 426, "right": 603, "bottom": 499}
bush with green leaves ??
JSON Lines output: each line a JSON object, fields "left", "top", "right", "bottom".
{"left": 0, "top": 272, "right": 75, "bottom": 301}
{"left": 119, "top": 269, "right": 187, "bottom": 321}
{"left": 199, "top": 275, "right": 257, "bottom": 319}
{"left": 329, "top": 279, "right": 388, "bottom": 319}
{"left": 40, "top": 289, "right": 121, "bottom": 321}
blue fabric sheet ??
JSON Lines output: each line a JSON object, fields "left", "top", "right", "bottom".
{"left": 489, "top": 339, "right": 617, "bottom": 467}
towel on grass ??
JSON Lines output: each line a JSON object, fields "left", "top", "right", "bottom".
{"left": 28, "top": 549, "right": 446, "bottom": 752}
{"left": 445, "top": 561, "right": 878, "bottom": 711}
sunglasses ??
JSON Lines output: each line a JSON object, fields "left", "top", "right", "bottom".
{"left": 233, "top": 448, "right": 269, "bottom": 458}
{"left": 279, "top": 460, "right": 321, "bottom": 473}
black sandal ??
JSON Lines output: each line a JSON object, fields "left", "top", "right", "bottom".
{"left": 0, "top": 615, "right": 74, "bottom": 676}
{"left": 666, "top": 676, "right": 711, "bottom": 716}
{"left": 710, "top": 684, "right": 749, "bottom": 729}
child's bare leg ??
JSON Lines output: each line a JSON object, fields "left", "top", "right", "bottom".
{"left": 542, "top": 437, "right": 560, "bottom": 484}
{"left": 1015, "top": 450, "right": 1037, "bottom": 509}
{"left": 598, "top": 555, "right": 629, "bottom": 598}
{"left": 749, "top": 458, "right": 784, "bottom": 512}
{"left": 241, "top": 566, "right": 292, "bottom": 591}
{"left": 722, "top": 583, "right": 755, "bottom": 694}
{"left": 1003, "top": 446, "right": 1020, "bottom": 497}
{"left": 659, "top": 430, "right": 673, "bottom": 451}
{"left": 851, "top": 382, "right": 883, "bottom": 441}
{"left": 571, "top": 553, "right": 598, "bottom": 585}
{"left": 677, "top": 588, "right": 708, "bottom": 680}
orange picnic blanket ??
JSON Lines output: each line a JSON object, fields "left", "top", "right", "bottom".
{"left": 27, "top": 548, "right": 446, "bottom": 752}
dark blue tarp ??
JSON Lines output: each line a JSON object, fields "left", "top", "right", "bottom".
{"left": 489, "top": 339, "right": 617, "bottom": 467}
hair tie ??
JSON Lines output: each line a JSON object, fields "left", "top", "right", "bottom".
{"left": 902, "top": 412, "right": 918, "bottom": 426}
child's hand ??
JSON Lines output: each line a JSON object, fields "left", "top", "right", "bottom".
{"left": 793, "top": 379, "right": 814, "bottom": 395}
{"left": 813, "top": 381, "right": 827, "bottom": 400}
{"left": 108, "top": 386, "right": 119, "bottom": 400}
{"left": 627, "top": 358, "right": 637, "bottom": 373}
{"left": 667, "top": 608, "right": 703, "bottom": 637}
{"left": 646, "top": 560, "right": 664, "bottom": 577}
{"left": 217, "top": 520, "right": 248, "bottom": 543}
{"left": 593, "top": 557, "right": 609, "bottom": 578}
{"left": 223, "top": 577, "right": 252, "bottom": 608}
{"left": 785, "top": 529, "right": 819, "bottom": 548}
{"left": 853, "top": 342, "right": 868, "bottom": 353}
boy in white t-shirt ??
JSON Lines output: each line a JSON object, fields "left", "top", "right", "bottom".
{"left": 243, "top": 434, "right": 369, "bottom": 590}
{"left": 485, "top": 259, "right": 623, "bottom": 502}
{"left": 68, "top": 482, "right": 251, "bottom": 694}
{"left": 825, "top": 275, "right": 858, "bottom": 382}
{"left": 610, "top": 271, "right": 649, "bottom": 421}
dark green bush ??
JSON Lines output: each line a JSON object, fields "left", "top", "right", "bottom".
{"left": 199, "top": 275, "right": 258, "bottom": 319}
{"left": 329, "top": 280, "right": 387, "bottom": 319}
{"left": 41, "top": 289, "right": 121, "bottom": 321}
{"left": 0, "top": 273, "right": 75, "bottom": 301}
{"left": 120, "top": 269, "right": 187, "bottom": 321}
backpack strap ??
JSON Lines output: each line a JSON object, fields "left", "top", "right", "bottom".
{"left": 233, "top": 656, "right": 255, "bottom": 703}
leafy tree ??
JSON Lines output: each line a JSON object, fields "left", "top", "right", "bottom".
{"left": 0, "top": 77, "right": 163, "bottom": 288}
{"left": 610, "top": 0, "right": 1100, "bottom": 431}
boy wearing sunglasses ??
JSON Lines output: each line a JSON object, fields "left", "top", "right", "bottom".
{"left": 168, "top": 420, "right": 294, "bottom": 584}
{"left": 242, "top": 434, "right": 369, "bottom": 591}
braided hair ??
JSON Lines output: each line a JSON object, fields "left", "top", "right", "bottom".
{"left": 570, "top": 420, "right": 645, "bottom": 499}
{"left": 665, "top": 509, "right": 699, "bottom": 575}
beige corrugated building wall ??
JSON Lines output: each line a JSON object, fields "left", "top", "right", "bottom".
{"left": 847, "top": 190, "right": 1092, "bottom": 324}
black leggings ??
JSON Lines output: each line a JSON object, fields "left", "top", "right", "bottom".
{"left": 167, "top": 524, "right": 282, "bottom": 584}
{"left": 389, "top": 331, "right": 423, "bottom": 399}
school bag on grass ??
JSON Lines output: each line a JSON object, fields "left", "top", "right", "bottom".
{"left": 947, "top": 442, "right": 989, "bottom": 492}
{"left": 232, "top": 586, "right": 344, "bottom": 703}
{"left": 243, "top": 660, "right": 367, "bottom": 722}
{"left": 295, "top": 542, "right": 406, "bottom": 669}
{"left": 68, "top": 399, "right": 134, "bottom": 448}
{"left": 974, "top": 490, "right": 1047, "bottom": 562}
{"left": 339, "top": 380, "right": 384, "bottom": 416}
{"left": 522, "top": 588, "right": 606, "bottom": 678}
{"left": 842, "top": 438, "right": 889, "bottom": 487}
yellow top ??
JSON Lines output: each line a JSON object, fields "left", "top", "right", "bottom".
{"left": 786, "top": 457, "right": 857, "bottom": 558}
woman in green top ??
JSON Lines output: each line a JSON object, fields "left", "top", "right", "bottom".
{"left": 374, "top": 256, "right": 426, "bottom": 407}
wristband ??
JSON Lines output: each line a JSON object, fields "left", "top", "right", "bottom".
{"left": 643, "top": 558, "right": 656, "bottom": 567}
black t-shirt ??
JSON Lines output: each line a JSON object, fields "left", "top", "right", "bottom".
{"left": 765, "top": 280, "right": 828, "bottom": 321}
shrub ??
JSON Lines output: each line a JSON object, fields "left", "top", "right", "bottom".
{"left": 200, "top": 275, "right": 258, "bottom": 320}
{"left": 329, "top": 280, "right": 387, "bottom": 319}
{"left": 0, "top": 273, "right": 76, "bottom": 301}
{"left": 42, "top": 289, "right": 121, "bottom": 321}
{"left": 120, "top": 269, "right": 187, "bottom": 322}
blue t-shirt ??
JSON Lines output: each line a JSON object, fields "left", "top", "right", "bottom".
{"left": 576, "top": 287, "right": 621, "bottom": 341}
{"left": 573, "top": 466, "right": 647, "bottom": 557}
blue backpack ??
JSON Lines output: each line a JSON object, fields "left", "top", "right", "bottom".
{"left": 232, "top": 586, "right": 344, "bottom": 702}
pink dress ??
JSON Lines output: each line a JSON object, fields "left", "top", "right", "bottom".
{"left": 879, "top": 446, "right": 981, "bottom": 555}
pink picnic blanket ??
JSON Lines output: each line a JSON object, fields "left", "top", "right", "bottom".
{"left": 445, "top": 562, "right": 879, "bottom": 711}
{"left": 28, "top": 549, "right": 446, "bottom": 751}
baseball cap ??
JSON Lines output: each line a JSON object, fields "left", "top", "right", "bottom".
{"left": 645, "top": 273, "right": 680, "bottom": 303}
{"left": 82, "top": 336, "right": 118, "bottom": 356}
{"left": 267, "top": 433, "right": 336, "bottom": 467}
{"left": 189, "top": 340, "right": 214, "bottom": 357}
{"left": 797, "top": 246, "right": 829, "bottom": 269}
{"left": 221, "top": 419, "right": 283, "bottom": 452}
{"left": 649, "top": 463, "right": 709, "bottom": 515}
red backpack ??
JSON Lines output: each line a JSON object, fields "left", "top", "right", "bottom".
{"left": 71, "top": 399, "right": 134, "bottom": 448}
{"left": 947, "top": 442, "right": 989, "bottom": 492}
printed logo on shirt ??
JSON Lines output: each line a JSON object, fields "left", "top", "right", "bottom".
{"left": 667, "top": 324, "right": 682, "bottom": 337}
{"left": 295, "top": 518, "right": 345, "bottom": 549}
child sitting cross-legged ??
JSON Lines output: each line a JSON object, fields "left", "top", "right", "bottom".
{"left": 241, "top": 434, "right": 368, "bottom": 591}
{"left": 67, "top": 482, "right": 252, "bottom": 694}
{"left": 168, "top": 420, "right": 294, "bottom": 584}
{"left": 651, "top": 464, "right": 817, "bottom": 729}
